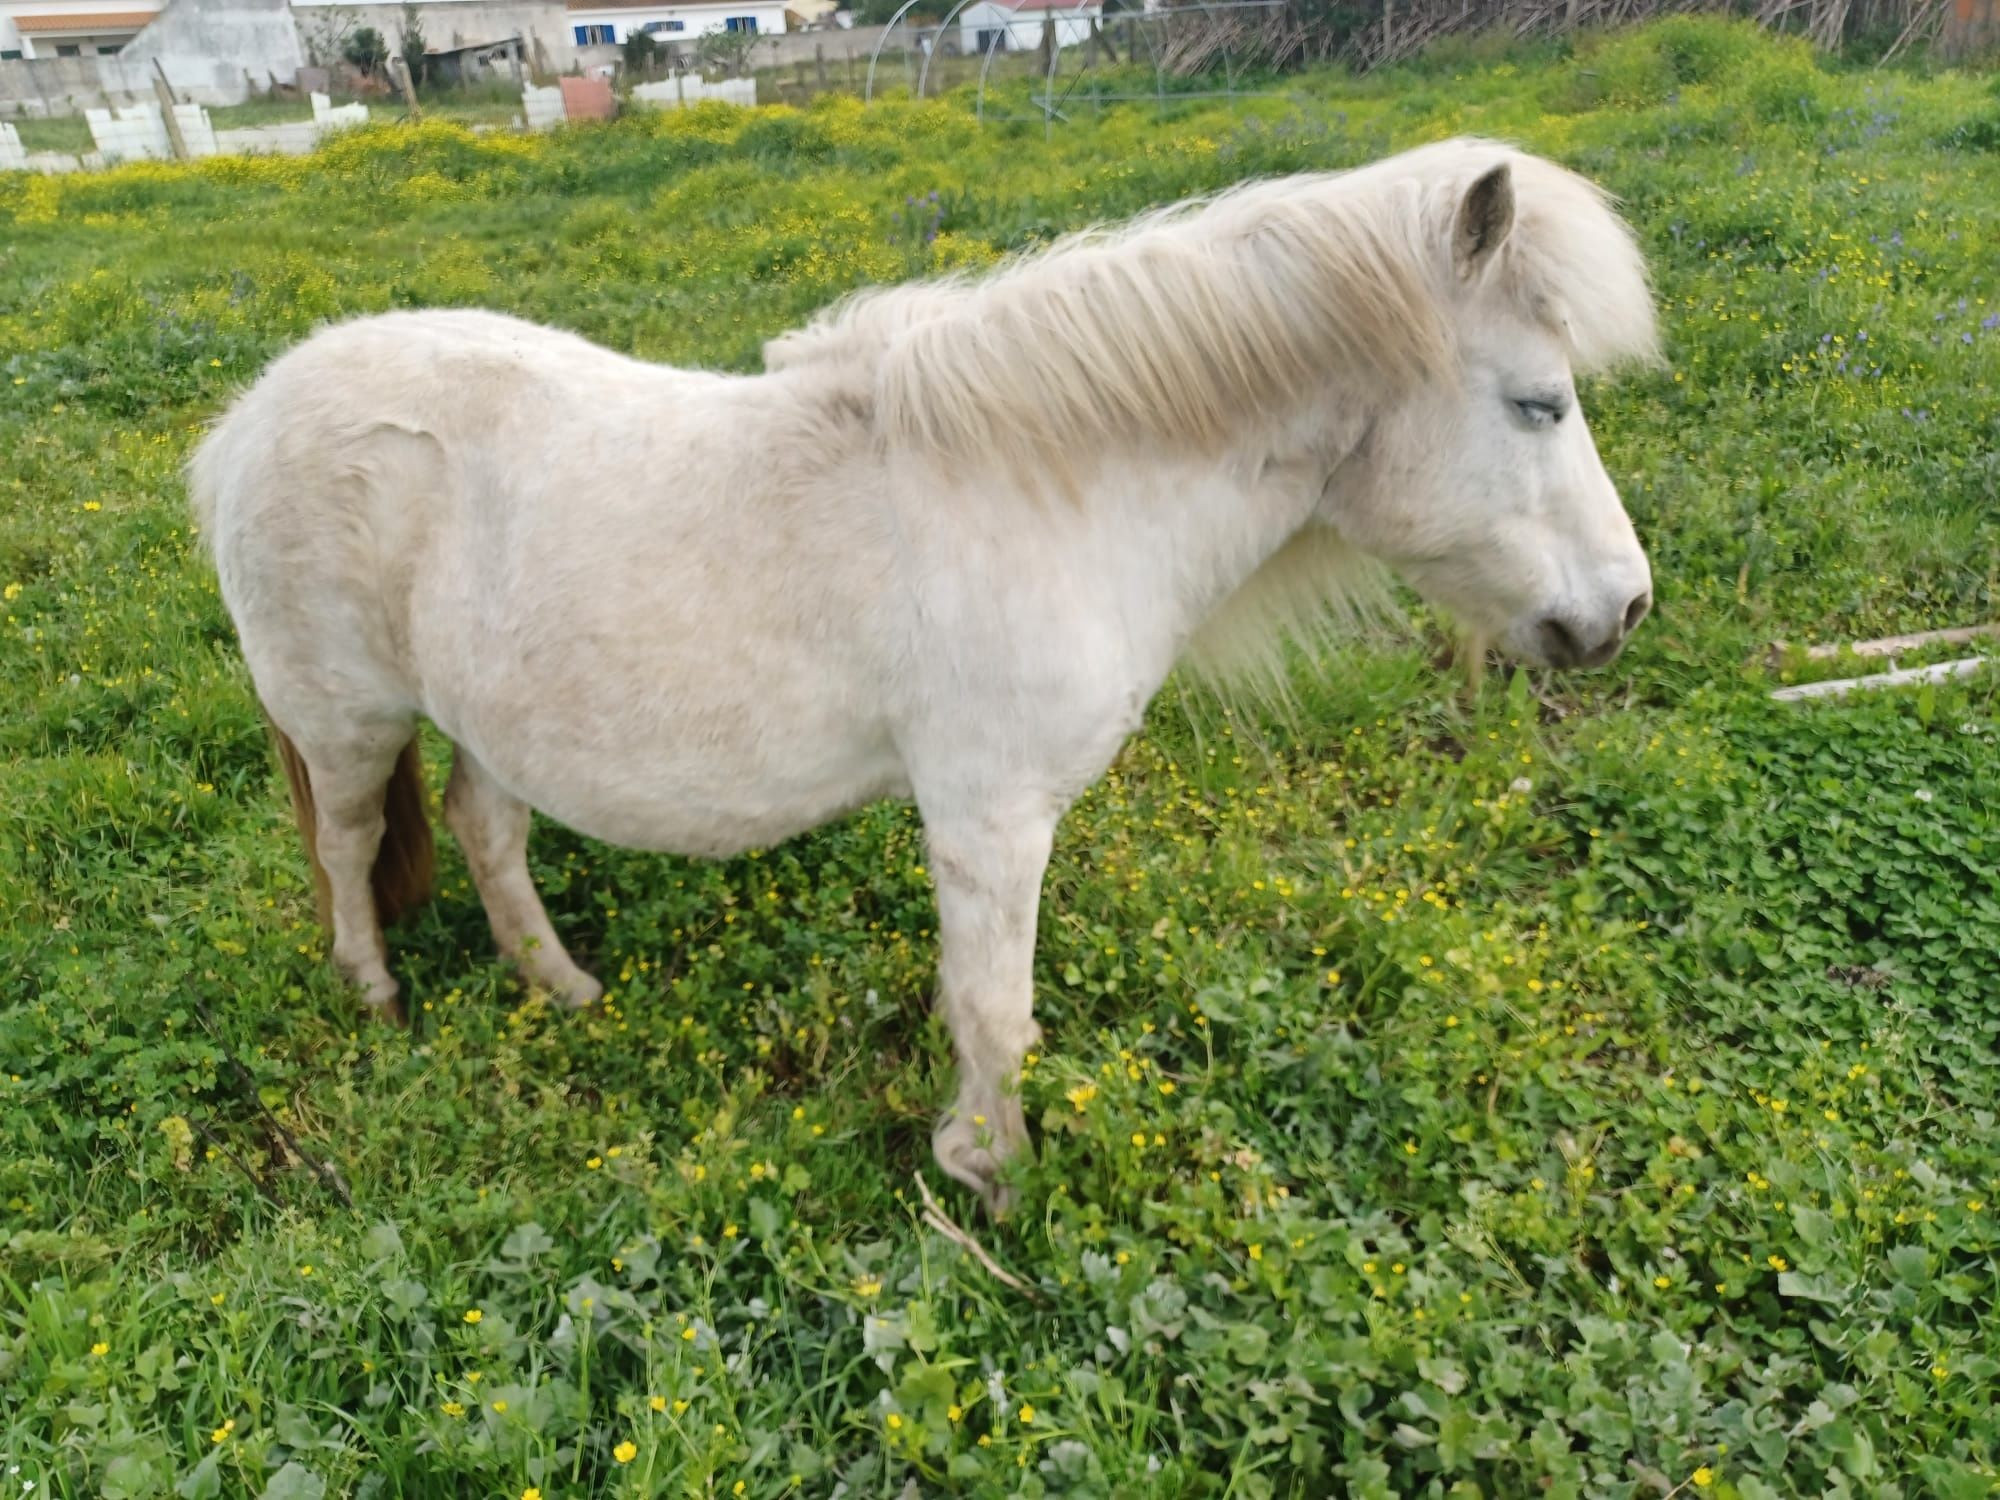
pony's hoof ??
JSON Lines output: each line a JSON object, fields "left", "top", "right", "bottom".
{"left": 357, "top": 974, "right": 406, "bottom": 1026}
{"left": 532, "top": 966, "right": 604, "bottom": 1010}
{"left": 933, "top": 1112, "right": 1024, "bottom": 1219}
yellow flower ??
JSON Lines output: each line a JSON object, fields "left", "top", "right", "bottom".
{"left": 298, "top": 1265, "right": 314, "bottom": 1277}
{"left": 464, "top": 1309, "right": 483, "bottom": 1324}
{"left": 722, "top": 1224, "right": 739, "bottom": 1239}
{"left": 673, "top": 1399, "right": 689, "bottom": 1415}
{"left": 1018, "top": 1404, "right": 1035, "bottom": 1425}
{"left": 1066, "top": 1083, "right": 1097, "bottom": 1112}
{"left": 91, "top": 1341, "right": 109, "bottom": 1356}
{"left": 947, "top": 1404, "right": 963, "bottom": 1422}
{"left": 1767, "top": 1255, "right": 1787, "bottom": 1272}
{"left": 1654, "top": 1275, "right": 1672, "bottom": 1288}
{"left": 612, "top": 1440, "right": 638, "bottom": 1464}
{"left": 1158, "top": 1081, "right": 1176, "bottom": 1095}
{"left": 650, "top": 1394, "right": 667, "bottom": 1412}
{"left": 441, "top": 1401, "right": 465, "bottom": 1418}
{"left": 210, "top": 1419, "right": 234, "bottom": 1444}
{"left": 886, "top": 1412, "right": 903, "bottom": 1430}
{"left": 586, "top": 1156, "right": 602, "bottom": 1170}
{"left": 1130, "top": 1132, "right": 1147, "bottom": 1147}
{"left": 1247, "top": 1244, "right": 1262, "bottom": 1261}
{"left": 491, "top": 1400, "right": 508, "bottom": 1413}
{"left": 523, "top": 1489, "right": 543, "bottom": 1500}
{"left": 681, "top": 1325, "right": 698, "bottom": 1340}
{"left": 1692, "top": 1467, "right": 1715, "bottom": 1489}
{"left": 854, "top": 1278, "right": 882, "bottom": 1298}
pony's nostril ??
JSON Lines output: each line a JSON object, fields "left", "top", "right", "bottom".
{"left": 1537, "top": 616, "right": 1582, "bottom": 668}
{"left": 1622, "top": 590, "right": 1654, "bottom": 636}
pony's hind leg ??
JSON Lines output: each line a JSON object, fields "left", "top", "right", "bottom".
{"left": 444, "top": 746, "right": 604, "bottom": 1009}
{"left": 292, "top": 723, "right": 421, "bottom": 1022}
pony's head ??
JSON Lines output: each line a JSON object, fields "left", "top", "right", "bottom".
{"left": 1318, "top": 148, "right": 1656, "bottom": 669}
{"left": 781, "top": 138, "right": 1659, "bottom": 672}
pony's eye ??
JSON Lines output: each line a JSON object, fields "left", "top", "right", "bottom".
{"left": 1513, "top": 398, "right": 1566, "bottom": 429}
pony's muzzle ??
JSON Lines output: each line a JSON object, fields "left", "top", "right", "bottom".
{"left": 1535, "top": 588, "right": 1651, "bottom": 669}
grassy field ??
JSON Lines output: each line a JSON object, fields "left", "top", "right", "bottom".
{"left": 4, "top": 19, "right": 2000, "bottom": 1497}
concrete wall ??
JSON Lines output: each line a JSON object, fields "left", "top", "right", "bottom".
{"left": 747, "top": 20, "right": 881, "bottom": 65}
{"left": 291, "top": 0, "right": 580, "bottom": 72}
{"left": 2, "top": 55, "right": 156, "bottom": 116}
{"left": 630, "top": 71, "right": 751, "bottom": 104}
{"left": 0, "top": 0, "right": 303, "bottom": 112}
{"left": 120, "top": 0, "right": 304, "bottom": 92}
{"left": 0, "top": 119, "right": 24, "bottom": 167}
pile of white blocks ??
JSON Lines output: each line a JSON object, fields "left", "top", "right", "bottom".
{"left": 173, "top": 102, "right": 218, "bottom": 157}
{"left": 312, "top": 91, "right": 369, "bottom": 130}
{"left": 85, "top": 102, "right": 171, "bottom": 163}
{"left": 521, "top": 83, "right": 566, "bottom": 131}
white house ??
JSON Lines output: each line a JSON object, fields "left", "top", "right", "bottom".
{"left": 957, "top": 0, "right": 1099, "bottom": 57}
{"left": 563, "top": 0, "right": 785, "bottom": 47}
{"left": 1, "top": 0, "right": 161, "bottom": 58}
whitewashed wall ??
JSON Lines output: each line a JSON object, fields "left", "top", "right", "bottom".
{"left": 630, "top": 74, "right": 755, "bottom": 107}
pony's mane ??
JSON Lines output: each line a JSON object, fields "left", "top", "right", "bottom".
{"left": 765, "top": 137, "right": 1657, "bottom": 473}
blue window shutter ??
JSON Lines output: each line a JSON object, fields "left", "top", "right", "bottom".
{"left": 573, "top": 25, "right": 587, "bottom": 42}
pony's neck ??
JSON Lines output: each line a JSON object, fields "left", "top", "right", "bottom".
{"left": 1080, "top": 414, "right": 1368, "bottom": 682}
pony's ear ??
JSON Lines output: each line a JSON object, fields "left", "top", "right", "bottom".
{"left": 1454, "top": 163, "right": 1515, "bottom": 278}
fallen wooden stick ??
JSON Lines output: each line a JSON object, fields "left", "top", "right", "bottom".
{"left": 913, "top": 1173, "right": 1044, "bottom": 1302}
{"left": 1801, "top": 623, "right": 2000, "bottom": 661}
{"left": 1769, "top": 655, "right": 1990, "bottom": 702}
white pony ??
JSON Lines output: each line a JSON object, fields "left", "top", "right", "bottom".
{"left": 192, "top": 137, "right": 1656, "bottom": 1211}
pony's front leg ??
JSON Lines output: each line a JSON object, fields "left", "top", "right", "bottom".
{"left": 923, "top": 806, "right": 1056, "bottom": 1217}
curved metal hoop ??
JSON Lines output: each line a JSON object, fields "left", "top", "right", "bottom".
{"left": 864, "top": 0, "right": 927, "bottom": 103}
{"left": 917, "top": 0, "right": 983, "bottom": 96}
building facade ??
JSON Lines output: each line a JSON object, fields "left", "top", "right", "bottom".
{"left": 2, "top": 0, "right": 161, "bottom": 59}
{"left": 560, "top": 0, "right": 787, "bottom": 47}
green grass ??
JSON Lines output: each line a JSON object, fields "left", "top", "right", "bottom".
{"left": 4, "top": 17, "right": 2000, "bottom": 1497}
{"left": 11, "top": 113, "right": 92, "bottom": 154}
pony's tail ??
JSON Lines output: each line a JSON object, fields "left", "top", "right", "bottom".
{"left": 265, "top": 713, "right": 437, "bottom": 929}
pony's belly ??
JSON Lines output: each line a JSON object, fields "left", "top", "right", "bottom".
{"left": 530, "top": 751, "right": 912, "bottom": 858}
{"left": 439, "top": 698, "right": 912, "bottom": 861}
